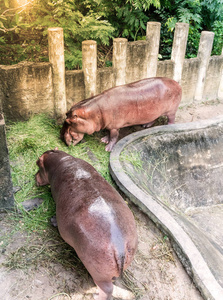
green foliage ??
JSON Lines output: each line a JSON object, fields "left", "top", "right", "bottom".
{"left": 155, "top": 0, "right": 223, "bottom": 59}
{"left": 128, "top": 0, "right": 160, "bottom": 11}
{"left": 201, "top": 0, "right": 223, "bottom": 30}
{"left": 0, "top": 0, "right": 222, "bottom": 67}
{"left": 87, "top": 0, "right": 160, "bottom": 41}
{"left": 0, "top": 0, "right": 163, "bottom": 68}
{"left": 201, "top": 0, "right": 223, "bottom": 55}
{"left": 115, "top": 4, "right": 149, "bottom": 40}
{"left": 160, "top": 0, "right": 202, "bottom": 58}
{"left": 0, "top": 0, "right": 115, "bottom": 68}
{"left": 212, "top": 20, "right": 223, "bottom": 55}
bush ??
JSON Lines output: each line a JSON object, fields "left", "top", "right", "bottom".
{"left": 0, "top": 0, "right": 115, "bottom": 69}
{"left": 0, "top": 0, "right": 222, "bottom": 68}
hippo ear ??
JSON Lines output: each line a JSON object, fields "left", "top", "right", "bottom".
{"left": 36, "top": 156, "right": 44, "bottom": 168}
{"left": 66, "top": 114, "right": 77, "bottom": 124}
{"left": 54, "top": 147, "right": 58, "bottom": 151}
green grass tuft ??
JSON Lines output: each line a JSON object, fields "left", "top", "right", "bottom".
{"left": 6, "top": 113, "right": 111, "bottom": 232}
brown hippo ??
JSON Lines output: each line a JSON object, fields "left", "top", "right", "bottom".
{"left": 35, "top": 149, "right": 138, "bottom": 300}
{"left": 61, "top": 77, "right": 182, "bottom": 151}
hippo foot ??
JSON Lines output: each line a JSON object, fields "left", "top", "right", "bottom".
{"left": 94, "top": 281, "right": 113, "bottom": 300}
{"left": 105, "top": 143, "right": 114, "bottom": 152}
{"left": 101, "top": 135, "right": 110, "bottom": 144}
{"left": 50, "top": 216, "right": 58, "bottom": 227}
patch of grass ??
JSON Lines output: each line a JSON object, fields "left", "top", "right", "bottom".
{"left": 3, "top": 229, "right": 87, "bottom": 273}
{"left": 6, "top": 114, "right": 110, "bottom": 233}
{"left": 120, "top": 150, "right": 143, "bottom": 171}
{"left": 201, "top": 98, "right": 221, "bottom": 106}
{"left": 122, "top": 270, "right": 147, "bottom": 299}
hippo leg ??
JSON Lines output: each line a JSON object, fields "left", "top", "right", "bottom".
{"left": 94, "top": 281, "right": 113, "bottom": 300}
{"left": 105, "top": 129, "right": 119, "bottom": 152}
{"left": 142, "top": 120, "right": 156, "bottom": 128}
{"left": 167, "top": 112, "right": 176, "bottom": 124}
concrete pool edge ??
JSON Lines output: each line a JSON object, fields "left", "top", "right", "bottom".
{"left": 109, "top": 116, "right": 223, "bottom": 300}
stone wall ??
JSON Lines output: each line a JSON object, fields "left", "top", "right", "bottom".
{"left": 0, "top": 113, "right": 14, "bottom": 210}
{"left": 0, "top": 22, "right": 223, "bottom": 121}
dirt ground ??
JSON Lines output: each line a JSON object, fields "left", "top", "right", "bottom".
{"left": 1, "top": 99, "right": 223, "bottom": 300}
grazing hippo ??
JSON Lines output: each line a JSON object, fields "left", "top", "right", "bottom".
{"left": 35, "top": 149, "right": 138, "bottom": 300}
{"left": 61, "top": 77, "right": 182, "bottom": 151}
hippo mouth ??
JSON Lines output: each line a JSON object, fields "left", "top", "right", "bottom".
{"left": 60, "top": 122, "right": 84, "bottom": 146}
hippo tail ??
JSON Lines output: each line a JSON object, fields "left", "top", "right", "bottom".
{"left": 115, "top": 251, "right": 125, "bottom": 278}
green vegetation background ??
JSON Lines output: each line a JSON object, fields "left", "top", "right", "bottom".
{"left": 1, "top": 0, "right": 223, "bottom": 69}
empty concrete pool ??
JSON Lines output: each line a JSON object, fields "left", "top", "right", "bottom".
{"left": 109, "top": 116, "right": 223, "bottom": 300}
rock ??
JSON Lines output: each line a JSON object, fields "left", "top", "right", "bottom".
{"left": 21, "top": 198, "right": 44, "bottom": 211}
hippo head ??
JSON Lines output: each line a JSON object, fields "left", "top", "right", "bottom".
{"left": 35, "top": 148, "right": 60, "bottom": 186}
{"left": 35, "top": 153, "right": 50, "bottom": 186}
{"left": 60, "top": 120, "right": 84, "bottom": 146}
{"left": 61, "top": 107, "right": 87, "bottom": 146}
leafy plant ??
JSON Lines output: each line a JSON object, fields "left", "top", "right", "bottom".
{"left": 154, "top": 0, "right": 222, "bottom": 59}
{"left": 212, "top": 20, "right": 223, "bottom": 55}
{"left": 201, "top": 0, "right": 223, "bottom": 30}
{"left": 201, "top": 0, "right": 223, "bottom": 55}
{"left": 0, "top": 0, "right": 115, "bottom": 68}
{"left": 0, "top": 0, "right": 222, "bottom": 67}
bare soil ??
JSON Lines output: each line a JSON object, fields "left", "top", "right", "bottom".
{"left": 1, "top": 99, "right": 223, "bottom": 300}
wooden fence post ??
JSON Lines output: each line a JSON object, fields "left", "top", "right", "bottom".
{"left": 171, "top": 23, "right": 189, "bottom": 83}
{"left": 146, "top": 22, "right": 161, "bottom": 78}
{"left": 194, "top": 31, "right": 214, "bottom": 102}
{"left": 113, "top": 38, "right": 128, "bottom": 86}
{"left": 48, "top": 27, "right": 67, "bottom": 122}
{"left": 82, "top": 40, "right": 97, "bottom": 98}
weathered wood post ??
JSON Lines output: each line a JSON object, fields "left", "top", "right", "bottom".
{"left": 146, "top": 22, "right": 161, "bottom": 78}
{"left": 0, "top": 113, "right": 14, "bottom": 211}
{"left": 82, "top": 40, "right": 97, "bottom": 98}
{"left": 171, "top": 23, "right": 189, "bottom": 83}
{"left": 217, "top": 48, "right": 223, "bottom": 100}
{"left": 113, "top": 38, "right": 128, "bottom": 86}
{"left": 194, "top": 31, "right": 215, "bottom": 102}
{"left": 48, "top": 27, "right": 67, "bottom": 122}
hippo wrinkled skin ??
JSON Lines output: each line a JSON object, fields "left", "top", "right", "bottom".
{"left": 61, "top": 77, "right": 182, "bottom": 151}
{"left": 35, "top": 149, "right": 138, "bottom": 300}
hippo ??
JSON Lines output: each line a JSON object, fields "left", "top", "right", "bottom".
{"left": 35, "top": 149, "right": 138, "bottom": 300}
{"left": 61, "top": 77, "right": 182, "bottom": 151}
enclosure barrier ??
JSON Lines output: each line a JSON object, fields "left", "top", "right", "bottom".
{"left": 0, "top": 22, "right": 223, "bottom": 121}
{"left": 48, "top": 27, "right": 67, "bottom": 122}
{"left": 0, "top": 113, "right": 14, "bottom": 210}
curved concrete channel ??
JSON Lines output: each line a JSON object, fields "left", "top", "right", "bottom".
{"left": 109, "top": 116, "right": 223, "bottom": 300}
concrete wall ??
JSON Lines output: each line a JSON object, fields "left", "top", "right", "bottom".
{"left": 0, "top": 113, "right": 14, "bottom": 210}
{"left": 0, "top": 62, "right": 54, "bottom": 120}
{"left": 0, "top": 22, "right": 223, "bottom": 121}
{"left": 126, "top": 40, "right": 149, "bottom": 83}
{"left": 203, "top": 56, "right": 223, "bottom": 102}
